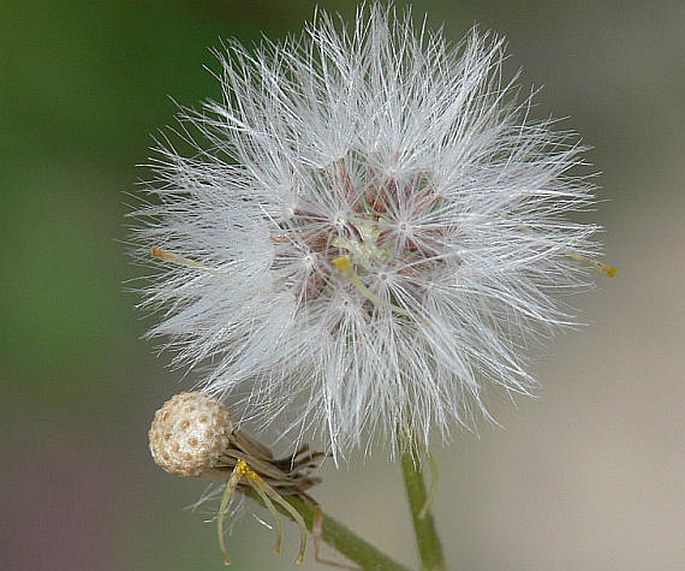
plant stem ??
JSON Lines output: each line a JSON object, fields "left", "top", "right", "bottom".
{"left": 248, "top": 490, "right": 411, "bottom": 571}
{"left": 400, "top": 446, "right": 447, "bottom": 571}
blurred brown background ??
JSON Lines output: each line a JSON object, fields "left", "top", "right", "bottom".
{"left": 2, "top": 1, "right": 683, "bottom": 569}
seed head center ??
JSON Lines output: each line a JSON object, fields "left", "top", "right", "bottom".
{"left": 334, "top": 219, "right": 387, "bottom": 272}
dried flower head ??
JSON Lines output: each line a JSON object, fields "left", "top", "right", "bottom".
{"left": 148, "top": 391, "right": 327, "bottom": 564}
{"left": 135, "top": 5, "right": 609, "bottom": 458}
{"left": 149, "top": 391, "right": 234, "bottom": 477}
{"left": 148, "top": 391, "right": 324, "bottom": 488}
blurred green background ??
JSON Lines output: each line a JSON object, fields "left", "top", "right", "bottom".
{"left": 2, "top": 1, "right": 683, "bottom": 570}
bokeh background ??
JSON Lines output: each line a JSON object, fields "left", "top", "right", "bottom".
{"left": 2, "top": 1, "right": 683, "bottom": 569}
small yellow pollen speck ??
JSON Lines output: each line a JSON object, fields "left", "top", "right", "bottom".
{"left": 150, "top": 245, "right": 222, "bottom": 277}
{"left": 332, "top": 254, "right": 430, "bottom": 326}
{"left": 150, "top": 245, "right": 168, "bottom": 260}
{"left": 600, "top": 263, "right": 618, "bottom": 278}
{"left": 151, "top": 245, "right": 186, "bottom": 264}
{"left": 236, "top": 458, "right": 250, "bottom": 476}
{"left": 332, "top": 255, "right": 353, "bottom": 272}
{"left": 567, "top": 252, "right": 618, "bottom": 278}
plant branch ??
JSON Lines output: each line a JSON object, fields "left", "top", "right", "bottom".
{"left": 399, "top": 445, "right": 447, "bottom": 571}
{"left": 244, "top": 488, "right": 412, "bottom": 571}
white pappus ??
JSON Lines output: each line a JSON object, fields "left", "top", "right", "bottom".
{"left": 133, "top": 4, "right": 610, "bottom": 459}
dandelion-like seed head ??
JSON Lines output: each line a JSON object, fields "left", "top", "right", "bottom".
{"left": 135, "top": 4, "right": 607, "bottom": 458}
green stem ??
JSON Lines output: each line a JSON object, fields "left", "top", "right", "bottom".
{"left": 246, "top": 489, "right": 411, "bottom": 571}
{"left": 400, "top": 446, "right": 447, "bottom": 571}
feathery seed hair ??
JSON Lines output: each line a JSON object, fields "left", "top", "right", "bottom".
{"left": 135, "top": 4, "right": 606, "bottom": 458}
